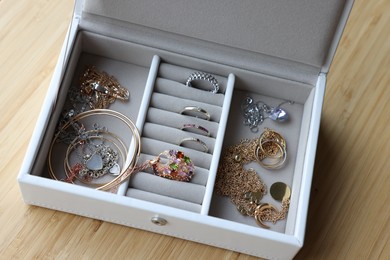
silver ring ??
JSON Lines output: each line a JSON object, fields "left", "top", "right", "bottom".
{"left": 179, "top": 137, "right": 208, "bottom": 153}
{"left": 180, "top": 106, "right": 211, "bottom": 121}
{"left": 181, "top": 123, "right": 210, "bottom": 137}
{"left": 185, "top": 72, "right": 219, "bottom": 94}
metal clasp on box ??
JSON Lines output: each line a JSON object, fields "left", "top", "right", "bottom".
{"left": 151, "top": 216, "right": 168, "bottom": 226}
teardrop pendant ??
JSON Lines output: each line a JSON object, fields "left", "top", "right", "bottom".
{"left": 241, "top": 97, "right": 293, "bottom": 131}
{"left": 268, "top": 107, "right": 288, "bottom": 122}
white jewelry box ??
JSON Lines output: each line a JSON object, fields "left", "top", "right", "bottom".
{"left": 17, "top": 0, "right": 354, "bottom": 258}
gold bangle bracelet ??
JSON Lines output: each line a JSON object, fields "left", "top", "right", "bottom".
{"left": 48, "top": 109, "right": 141, "bottom": 191}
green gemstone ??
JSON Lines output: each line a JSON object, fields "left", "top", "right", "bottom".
{"left": 170, "top": 163, "right": 178, "bottom": 170}
{"left": 184, "top": 156, "right": 191, "bottom": 163}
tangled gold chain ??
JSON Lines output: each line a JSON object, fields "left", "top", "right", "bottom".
{"left": 80, "top": 66, "right": 130, "bottom": 109}
{"left": 215, "top": 132, "right": 290, "bottom": 228}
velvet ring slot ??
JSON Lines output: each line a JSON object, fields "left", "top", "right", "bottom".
{"left": 127, "top": 57, "right": 235, "bottom": 214}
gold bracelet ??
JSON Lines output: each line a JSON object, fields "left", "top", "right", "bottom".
{"left": 48, "top": 109, "right": 141, "bottom": 191}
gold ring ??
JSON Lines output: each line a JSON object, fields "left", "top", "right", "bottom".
{"left": 255, "top": 139, "right": 286, "bottom": 169}
{"left": 258, "top": 128, "right": 286, "bottom": 158}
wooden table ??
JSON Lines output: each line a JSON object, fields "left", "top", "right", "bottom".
{"left": 1, "top": 1, "right": 389, "bottom": 259}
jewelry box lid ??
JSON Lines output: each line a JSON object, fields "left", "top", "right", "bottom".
{"left": 76, "top": 0, "right": 354, "bottom": 76}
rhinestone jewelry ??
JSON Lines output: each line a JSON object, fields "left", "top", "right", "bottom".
{"left": 241, "top": 97, "right": 294, "bottom": 133}
{"left": 48, "top": 109, "right": 142, "bottom": 191}
{"left": 78, "top": 142, "right": 120, "bottom": 179}
{"left": 55, "top": 66, "right": 129, "bottom": 143}
{"left": 63, "top": 129, "right": 125, "bottom": 184}
{"left": 185, "top": 72, "right": 220, "bottom": 94}
{"left": 134, "top": 150, "right": 195, "bottom": 182}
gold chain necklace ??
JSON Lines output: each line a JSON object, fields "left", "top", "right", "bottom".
{"left": 215, "top": 134, "right": 290, "bottom": 228}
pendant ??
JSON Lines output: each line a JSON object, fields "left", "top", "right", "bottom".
{"left": 109, "top": 163, "right": 121, "bottom": 176}
{"left": 268, "top": 107, "right": 288, "bottom": 122}
{"left": 241, "top": 97, "right": 293, "bottom": 132}
{"left": 270, "top": 182, "right": 291, "bottom": 201}
{"left": 86, "top": 154, "right": 103, "bottom": 170}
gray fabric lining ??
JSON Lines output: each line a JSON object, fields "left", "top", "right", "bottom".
{"left": 129, "top": 172, "right": 205, "bottom": 204}
{"left": 79, "top": 14, "right": 320, "bottom": 85}
{"left": 154, "top": 78, "right": 225, "bottom": 106}
{"left": 140, "top": 137, "right": 213, "bottom": 170}
{"left": 32, "top": 33, "right": 151, "bottom": 182}
{"left": 126, "top": 189, "right": 202, "bottom": 213}
{"left": 209, "top": 89, "right": 306, "bottom": 233}
{"left": 142, "top": 123, "right": 216, "bottom": 151}
{"left": 137, "top": 153, "right": 209, "bottom": 186}
{"left": 146, "top": 110, "right": 219, "bottom": 137}
{"left": 150, "top": 93, "right": 223, "bottom": 121}
{"left": 126, "top": 60, "right": 231, "bottom": 212}
{"left": 158, "top": 63, "right": 228, "bottom": 93}
{"left": 83, "top": 0, "right": 348, "bottom": 69}
{"left": 29, "top": 29, "right": 319, "bottom": 233}
{"left": 75, "top": 31, "right": 315, "bottom": 102}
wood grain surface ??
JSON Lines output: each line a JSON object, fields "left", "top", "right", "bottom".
{"left": 1, "top": 0, "right": 389, "bottom": 259}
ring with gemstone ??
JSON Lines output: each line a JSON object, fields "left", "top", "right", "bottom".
{"left": 179, "top": 137, "right": 209, "bottom": 153}
{"left": 185, "top": 72, "right": 219, "bottom": 94}
{"left": 181, "top": 123, "right": 210, "bottom": 137}
{"left": 150, "top": 150, "right": 195, "bottom": 182}
{"left": 180, "top": 106, "right": 211, "bottom": 121}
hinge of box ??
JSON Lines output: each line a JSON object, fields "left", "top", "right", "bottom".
{"left": 58, "top": 0, "right": 82, "bottom": 85}
{"left": 74, "top": 0, "right": 83, "bottom": 20}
